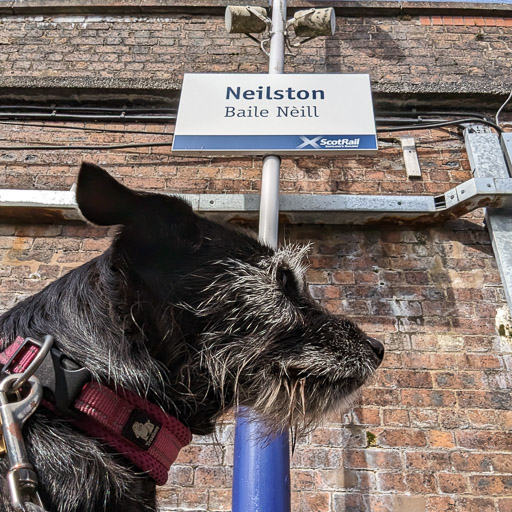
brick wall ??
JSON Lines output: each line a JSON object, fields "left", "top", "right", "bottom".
{"left": 0, "top": 3, "right": 511, "bottom": 512}
{"left": 1, "top": 199, "right": 510, "bottom": 511}
{"left": 0, "top": 12, "right": 510, "bottom": 94}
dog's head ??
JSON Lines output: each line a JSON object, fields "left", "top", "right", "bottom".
{"left": 76, "top": 162, "right": 383, "bottom": 434}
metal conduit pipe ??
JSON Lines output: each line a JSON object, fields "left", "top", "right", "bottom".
{"left": 1, "top": 176, "right": 512, "bottom": 225}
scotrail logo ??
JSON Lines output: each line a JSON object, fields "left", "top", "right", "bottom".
{"left": 297, "top": 136, "right": 361, "bottom": 149}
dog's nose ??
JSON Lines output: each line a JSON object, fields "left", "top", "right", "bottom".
{"left": 367, "top": 336, "right": 385, "bottom": 363}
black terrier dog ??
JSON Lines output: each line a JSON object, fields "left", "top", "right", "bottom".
{"left": 0, "top": 162, "right": 383, "bottom": 512}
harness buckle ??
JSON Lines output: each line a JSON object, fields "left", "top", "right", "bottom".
{"left": 39, "top": 348, "right": 91, "bottom": 415}
{"left": 0, "top": 336, "right": 54, "bottom": 392}
{"left": 0, "top": 374, "right": 44, "bottom": 511}
{"left": 0, "top": 336, "right": 91, "bottom": 415}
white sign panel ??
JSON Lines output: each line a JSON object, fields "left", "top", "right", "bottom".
{"left": 172, "top": 73, "right": 378, "bottom": 155}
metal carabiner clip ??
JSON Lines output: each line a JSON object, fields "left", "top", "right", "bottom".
{"left": 0, "top": 374, "right": 44, "bottom": 512}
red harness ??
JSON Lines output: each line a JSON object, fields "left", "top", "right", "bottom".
{"left": 0, "top": 336, "right": 192, "bottom": 485}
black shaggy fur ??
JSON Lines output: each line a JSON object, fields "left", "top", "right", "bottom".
{"left": 0, "top": 163, "right": 383, "bottom": 511}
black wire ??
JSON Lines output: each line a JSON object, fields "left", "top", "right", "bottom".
{"left": 375, "top": 117, "right": 450, "bottom": 125}
{"left": 0, "top": 117, "right": 502, "bottom": 152}
{"left": 0, "top": 142, "right": 174, "bottom": 151}
{"left": 0, "top": 105, "right": 176, "bottom": 114}
{"left": 0, "top": 113, "right": 174, "bottom": 122}
{"left": 377, "top": 117, "right": 502, "bottom": 134}
{"left": 0, "top": 120, "right": 172, "bottom": 136}
{"left": 377, "top": 111, "right": 489, "bottom": 120}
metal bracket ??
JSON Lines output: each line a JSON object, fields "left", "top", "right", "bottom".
{"left": 400, "top": 136, "right": 422, "bottom": 179}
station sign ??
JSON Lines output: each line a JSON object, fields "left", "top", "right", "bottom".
{"left": 172, "top": 73, "right": 378, "bottom": 155}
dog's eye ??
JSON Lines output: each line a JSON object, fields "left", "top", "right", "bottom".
{"left": 276, "top": 268, "right": 297, "bottom": 295}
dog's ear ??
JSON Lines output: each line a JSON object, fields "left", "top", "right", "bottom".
{"left": 76, "top": 162, "right": 139, "bottom": 226}
{"left": 76, "top": 162, "right": 203, "bottom": 252}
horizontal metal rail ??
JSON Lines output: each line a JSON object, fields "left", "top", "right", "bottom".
{"left": 1, "top": 177, "right": 512, "bottom": 225}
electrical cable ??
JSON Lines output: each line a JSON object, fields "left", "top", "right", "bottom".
{"left": 377, "top": 117, "right": 502, "bottom": 134}
{"left": 0, "top": 112, "right": 503, "bottom": 151}
{"left": 0, "top": 142, "right": 174, "bottom": 151}
{"left": 496, "top": 89, "right": 512, "bottom": 128}
{"left": 377, "top": 111, "right": 489, "bottom": 120}
{"left": 0, "top": 113, "right": 175, "bottom": 122}
{"left": 0, "top": 105, "right": 176, "bottom": 114}
{"left": 0, "top": 121, "right": 171, "bottom": 136}
{"left": 375, "top": 117, "right": 451, "bottom": 125}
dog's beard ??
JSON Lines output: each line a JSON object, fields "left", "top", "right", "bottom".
{"left": 199, "top": 341, "right": 377, "bottom": 437}
{"left": 246, "top": 374, "right": 363, "bottom": 435}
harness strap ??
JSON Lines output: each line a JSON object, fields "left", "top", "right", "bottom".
{"left": 0, "top": 336, "right": 192, "bottom": 486}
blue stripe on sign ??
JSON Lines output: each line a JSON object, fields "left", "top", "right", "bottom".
{"left": 173, "top": 135, "right": 378, "bottom": 151}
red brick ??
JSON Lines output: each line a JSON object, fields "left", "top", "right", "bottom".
{"left": 498, "top": 498, "right": 512, "bottom": 512}
{"left": 318, "top": 468, "right": 359, "bottom": 490}
{"left": 333, "top": 493, "right": 366, "bottom": 511}
{"left": 426, "top": 496, "right": 456, "bottom": 512}
{"left": 178, "top": 489, "right": 208, "bottom": 509}
{"left": 469, "top": 475, "right": 512, "bottom": 496}
{"left": 344, "top": 449, "right": 402, "bottom": 470}
{"left": 457, "top": 497, "right": 496, "bottom": 512}
{"left": 168, "top": 466, "right": 193, "bottom": 487}
{"left": 438, "top": 472, "right": 468, "bottom": 494}
{"left": 352, "top": 407, "right": 381, "bottom": 426}
{"left": 458, "top": 390, "right": 510, "bottom": 410}
{"left": 291, "top": 469, "right": 317, "bottom": 490}
{"left": 439, "top": 408, "right": 470, "bottom": 429}
{"left": 401, "top": 389, "right": 457, "bottom": 408}
{"left": 377, "top": 429, "right": 427, "bottom": 448}
{"left": 451, "top": 452, "right": 494, "bottom": 473}
{"left": 456, "top": 431, "right": 512, "bottom": 451}
{"left": 298, "top": 491, "right": 331, "bottom": 512}
{"left": 383, "top": 408, "right": 410, "bottom": 426}
{"left": 405, "top": 472, "right": 437, "bottom": 494}
{"left": 377, "top": 472, "right": 407, "bottom": 492}
{"left": 194, "top": 467, "right": 231, "bottom": 487}
{"left": 378, "top": 370, "right": 432, "bottom": 389}
{"left": 331, "top": 270, "right": 355, "bottom": 284}
{"left": 406, "top": 451, "right": 451, "bottom": 471}
{"left": 176, "top": 445, "right": 223, "bottom": 466}
{"left": 410, "top": 408, "right": 439, "bottom": 429}
{"left": 209, "top": 489, "right": 231, "bottom": 511}
{"left": 428, "top": 430, "right": 455, "bottom": 449}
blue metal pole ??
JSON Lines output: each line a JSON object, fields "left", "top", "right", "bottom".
{"left": 232, "top": 412, "right": 291, "bottom": 512}
{"left": 232, "top": 1, "right": 290, "bottom": 511}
